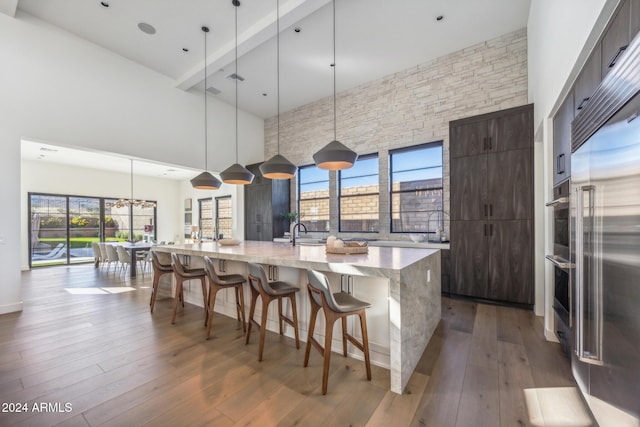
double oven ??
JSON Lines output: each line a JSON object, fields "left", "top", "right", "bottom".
{"left": 545, "top": 180, "right": 574, "bottom": 355}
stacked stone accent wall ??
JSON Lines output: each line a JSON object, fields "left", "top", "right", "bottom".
{"left": 266, "top": 28, "right": 528, "bottom": 239}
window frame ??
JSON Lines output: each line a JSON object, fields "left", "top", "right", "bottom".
{"left": 337, "top": 152, "right": 380, "bottom": 233}
{"left": 215, "top": 195, "right": 233, "bottom": 240}
{"left": 389, "top": 141, "right": 444, "bottom": 234}
{"left": 297, "top": 163, "right": 331, "bottom": 233}
{"left": 198, "top": 197, "right": 214, "bottom": 240}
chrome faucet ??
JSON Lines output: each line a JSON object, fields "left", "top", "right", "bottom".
{"left": 291, "top": 222, "right": 308, "bottom": 246}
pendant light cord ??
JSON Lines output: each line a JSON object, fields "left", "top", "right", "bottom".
{"left": 235, "top": 3, "right": 239, "bottom": 164}
{"left": 276, "top": 0, "right": 280, "bottom": 155}
{"left": 332, "top": 0, "right": 337, "bottom": 142}
{"left": 204, "top": 28, "right": 208, "bottom": 171}
{"left": 130, "top": 159, "right": 133, "bottom": 201}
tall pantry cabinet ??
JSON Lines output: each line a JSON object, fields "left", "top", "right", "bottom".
{"left": 449, "top": 104, "right": 534, "bottom": 305}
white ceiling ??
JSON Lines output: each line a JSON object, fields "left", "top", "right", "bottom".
{"left": 21, "top": 139, "right": 199, "bottom": 180}
{"left": 17, "top": 0, "right": 531, "bottom": 119}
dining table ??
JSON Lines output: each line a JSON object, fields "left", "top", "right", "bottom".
{"left": 100, "top": 241, "right": 153, "bottom": 277}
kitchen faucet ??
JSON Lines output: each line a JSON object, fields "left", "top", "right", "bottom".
{"left": 291, "top": 222, "right": 307, "bottom": 246}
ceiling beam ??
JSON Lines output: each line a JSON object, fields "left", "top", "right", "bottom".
{"left": 0, "top": 0, "right": 18, "bottom": 17}
{"left": 175, "top": 0, "right": 330, "bottom": 91}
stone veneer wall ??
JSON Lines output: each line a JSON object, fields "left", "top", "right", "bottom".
{"left": 264, "top": 28, "right": 528, "bottom": 239}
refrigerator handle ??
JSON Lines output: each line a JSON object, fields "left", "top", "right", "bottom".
{"left": 575, "top": 186, "right": 584, "bottom": 358}
{"left": 576, "top": 185, "right": 603, "bottom": 365}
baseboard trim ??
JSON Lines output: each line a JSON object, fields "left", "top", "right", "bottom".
{"left": 545, "top": 326, "right": 560, "bottom": 343}
{"left": 0, "top": 301, "right": 24, "bottom": 314}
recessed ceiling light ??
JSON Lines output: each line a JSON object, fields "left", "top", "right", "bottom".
{"left": 166, "top": 168, "right": 176, "bottom": 172}
{"left": 262, "top": 93, "right": 267, "bottom": 96}
{"left": 138, "top": 22, "right": 156, "bottom": 35}
{"left": 39, "top": 147, "right": 58, "bottom": 152}
{"left": 436, "top": 15, "right": 444, "bottom": 21}
{"left": 182, "top": 48, "right": 189, "bottom": 52}
{"left": 100, "top": 1, "right": 109, "bottom": 8}
{"left": 294, "top": 26, "right": 302, "bottom": 33}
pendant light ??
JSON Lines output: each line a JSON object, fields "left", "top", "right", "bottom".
{"left": 259, "top": 0, "right": 297, "bottom": 180}
{"left": 191, "top": 26, "right": 222, "bottom": 190}
{"left": 221, "top": 0, "right": 255, "bottom": 185}
{"left": 312, "top": 0, "right": 357, "bottom": 170}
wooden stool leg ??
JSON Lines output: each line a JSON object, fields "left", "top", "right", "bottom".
{"left": 237, "top": 285, "right": 246, "bottom": 333}
{"left": 245, "top": 287, "right": 258, "bottom": 345}
{"left": 201, "top": 277, "right": 208, "bottom": 326}
{"left": 277, "top": 298, "right": 283, "bottom": 335}
{"left": 150, "top": 271, "right": 160, "bottom": 313}
{"left": 322, "top": 316, "right": 336, "bottom": 395}
{"left": 290, "top": 294, "right": 300, "bottom": 349}
{"left": 206, "top": 285, "right": 219, "bottom": 339}
{"left": 304, "top": 304, "right": 320, "bottom": 367}
{"left": 359, "top": 311, "right": 372, "bottom": 381}
{"left": 258, "top": 298, "right": 270, "bottom": 361}
{"left": 171, "top": 277, "right": 183, "bottom": 325}
{"left": 341, "top": 317, "right": 348, "bottom": 356}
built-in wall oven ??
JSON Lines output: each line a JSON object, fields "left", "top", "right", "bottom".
{"left": 545, "top": 180, "right": 574, "bottom": 356}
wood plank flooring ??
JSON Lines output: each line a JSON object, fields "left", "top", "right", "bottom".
{"left": 0, "top": 265, "right": 594, "bottom": 426}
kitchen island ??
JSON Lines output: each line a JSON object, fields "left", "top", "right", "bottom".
{"left": 153, "top": 241, "right": 440, "bottom": 394}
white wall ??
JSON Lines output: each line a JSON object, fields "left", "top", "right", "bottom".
{"left": 0, "top": 11, "right": 264, "bottom": 314}
{"left": 527, "top": 0, "right": 619, "bottom": 330}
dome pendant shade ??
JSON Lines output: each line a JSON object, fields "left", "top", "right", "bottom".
{"left": 259, "top": 154, "right": 297, "bottom": 179}
{"left": 191, "top": 171, "right": 222, "bottom": 190}
{"left": 220, "top": 163, "right": 255, "bottom": 185}
{"left": 313, "top": 140, "right": 358, "bottom": 170}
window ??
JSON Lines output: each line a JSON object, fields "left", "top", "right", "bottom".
{"left": 216, "top": 196, "right": 233, "bottom": 239}
{"left": 199, "top": 198, "right": 213, "bottom": 239}
{"left": 339, "top": 154, "right": 379, "bottom": 232}
{"left": 390, "top": 141, "right": 443, "bottom": 233}
{"left": 298, "top": 165, "right": 330, "bottom": 232}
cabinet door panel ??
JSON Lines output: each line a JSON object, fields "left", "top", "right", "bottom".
{"left": 450, "top": 120, "right": 488, "bottom": 158}
{"left": 632, "top": 0, "right": 640, "bottom": 38}
{"left": 487, "top": 148, "right": 533, "bottom": 220}
{"left": 450, "top": 155, "right": 487, "bottom": 221}
{"left": 574, "top": 43, "right": 602, "bottom": 115}
{"left": 489, "top": 107, "right": 533, "bottom": 152}
{"left": 553, "top": 91, "right": 574, "bottom": 185}
{"left": 451, "top": 220, "right": 489, "bottom": 299}
{"left": 601, "top": 0, "right": 631, "bottom": 79}
{"left": 488, "top": 220, "right": 533, "bottom": 304}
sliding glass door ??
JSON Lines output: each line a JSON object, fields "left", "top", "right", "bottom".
{"left": 29, "top": 193, "right": 157, "bottom": 268}
{"left": 30, "top": 194, "right": 68, "bottom": 267}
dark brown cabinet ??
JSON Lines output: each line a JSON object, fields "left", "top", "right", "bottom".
{"left": 574, "top": 43, "right": 602, "bottom": 114}
{"left": 602, "top": 0, "right": 631, "bottom": 79}
{"left": 449, "top": 104, "right": 534, "bottom": 305}
{"left": 553, "top": 90, "right": 574, "bottom": 186}
{"left": 632, "top": 0, "right": 640, "bottom": 37}
{"left": 244, "top": 163, "right": 290, "bottom": 241}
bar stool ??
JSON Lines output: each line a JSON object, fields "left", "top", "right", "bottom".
{"left": 150, "top": 251, "right": 174, "bottom": 313}
{"left": 170, "top": 252, "right": 208, "bottom": 325}
{"left": 304, "top": 269, "right": 372, "bottom": 395}
{"left": 203, "top": 256, "right": 247, "bottom": 339}
{"left": 246, "top": 262, "right": 300, "bottom": 361}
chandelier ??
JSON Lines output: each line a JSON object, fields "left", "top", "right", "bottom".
{"left": 106, "top": 159, "right": 157, "bottom": 208}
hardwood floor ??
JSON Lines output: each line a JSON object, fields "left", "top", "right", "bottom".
{"left": 0, "top": 265, "right": 594, "bottom": 426}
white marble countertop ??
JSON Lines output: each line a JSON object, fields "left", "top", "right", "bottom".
{"left": 154, "top": 240, "right": 439, "bottom": 277}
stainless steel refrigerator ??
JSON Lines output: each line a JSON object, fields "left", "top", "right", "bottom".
{"left": 570, "top": 92, "right": 640, "bottom": 426}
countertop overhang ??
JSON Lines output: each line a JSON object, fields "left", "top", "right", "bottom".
{"left": 153, "top": 240, "right": 439, "bottom": 279}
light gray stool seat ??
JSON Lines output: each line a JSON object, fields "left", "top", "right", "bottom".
{"left": 304, "top": 269, "right": 372, "bottom": 395}
{"left": 332, "top": 292, "right": 371, "bottom": 313}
